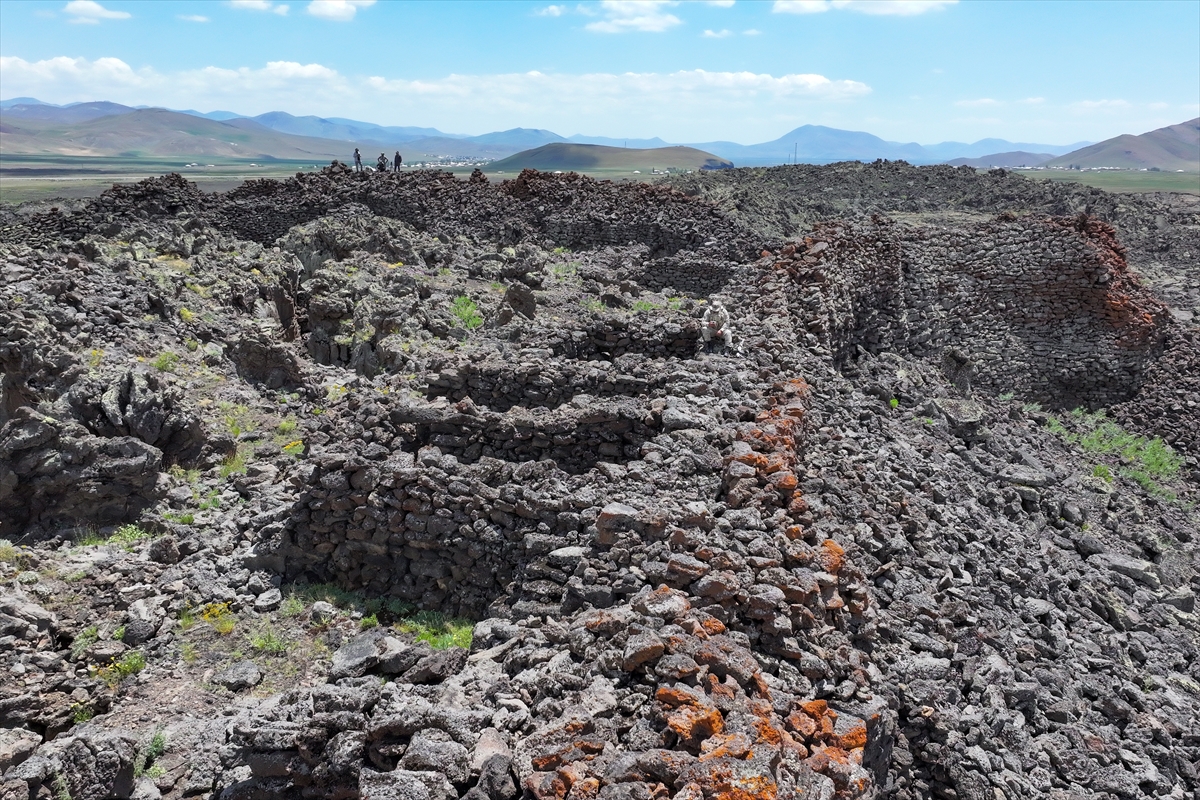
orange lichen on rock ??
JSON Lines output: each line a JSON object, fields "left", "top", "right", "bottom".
{"left": 699, "top": 732, "right": 753, "bottom": 760}
{"left": 818, "top": 539, "right": 845, "bottom": 573}
{"left": 657, "top": 686, "right": 726, "bottom": 748}
{"left": 531, "top": 739, "right": 606, "bottom": 771}
{"left": 679, "top": 761, "right": 779, "bottom": 800}
{"left": 836, "top": 719, "right": 869, "bottom": 750}
{"left": 666, "top": 704, "right": 726, "bottom": 747}
{"left": 785, "top": 709, "right": 818, "bottom": 739}
{"left": 523, "top": 771, "right": 569, "bottom": 800}
{"left": 564, "top": 777, "right": 600, "bottom": 800}
{"left": 766, "top": 471, "right": 798, "bottom": 492}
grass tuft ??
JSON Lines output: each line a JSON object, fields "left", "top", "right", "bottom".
{"left": 450, "top": 295, "right": 484, "bottom": 330}
{"left": 152, "top": 351, "right": 180, "bottom": 373}
{"left": 397, "top": 610, "right": 473, "bottom": 650}
{"left": 248, "top": 625, "right": 291, "bottom": 655}
{"left": 94, "top": 651, "right": 146, "bottom": 688}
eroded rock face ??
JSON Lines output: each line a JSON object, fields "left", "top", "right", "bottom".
{"left": 0, "top": 407, "right": 164, "bottom": 537}
{"left": 0, "top": 166, "right": 1197, "bottom": 800}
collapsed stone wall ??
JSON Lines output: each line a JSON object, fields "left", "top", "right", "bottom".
{"left": 768, "top": 214, "right": 1171, "bottom": 408}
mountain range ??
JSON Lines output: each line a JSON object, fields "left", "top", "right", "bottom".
{"left": 0, "top": 97, "right": 1084, "bottom": 165}
{"left": 2, "top": 97, "right": 1194, "bottom": 172}
{"left": 1041, "top": 118, "right": 1199, "bottom": 172}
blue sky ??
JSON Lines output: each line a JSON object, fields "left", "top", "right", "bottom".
{"left": 1, "top": 0, "right": 1196, "bottom": 145}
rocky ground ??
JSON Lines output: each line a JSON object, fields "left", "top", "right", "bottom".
{"left": 0, "top": 163, "right": 1197, "bottom": 800}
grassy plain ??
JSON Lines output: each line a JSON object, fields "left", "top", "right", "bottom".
{"left": 0, "top": 155, "right": 332, "bottom": 204}
{"left": 1012, "top": 169, "right": 1200, "bottom": 195}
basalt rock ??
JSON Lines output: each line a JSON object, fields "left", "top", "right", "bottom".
{"left": 0, "top": 166, "right": 1197, "bottom": 800}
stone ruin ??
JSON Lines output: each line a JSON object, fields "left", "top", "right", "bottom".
{"left": 0, "top": 164, "right": 1197, "bottom": 800}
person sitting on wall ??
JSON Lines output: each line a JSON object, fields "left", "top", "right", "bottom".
{"left": 377, "top": 153, "right": 389, "bottom": 172}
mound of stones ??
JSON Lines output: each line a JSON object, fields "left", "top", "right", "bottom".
{"left": 0, "top": 166, "right": 1197, "bottom": 800}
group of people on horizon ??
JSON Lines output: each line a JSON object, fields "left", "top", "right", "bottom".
{"left": 353, "top": 147, "right": 402, "bottom": 173}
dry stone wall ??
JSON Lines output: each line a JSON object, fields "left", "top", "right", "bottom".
{"left": 769, "top": 215, "right": 1171, "bottom": 409}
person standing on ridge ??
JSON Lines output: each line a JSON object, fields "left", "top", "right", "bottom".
{"left": 353, "top": 148, "right": 362, "bottom": 172}
{"left": 394, "top": 151, "right": 402, "bottom": 171}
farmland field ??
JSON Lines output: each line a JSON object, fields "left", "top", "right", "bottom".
{"left": 1012, "top": 169, "right": 1200, "bottom": 194}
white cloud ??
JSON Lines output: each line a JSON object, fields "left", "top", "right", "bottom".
{"left": 1020, "top": 97, "right": 1044, "bottom": 105}
{"left": 586, "top": 0, "right": 682, "bottom": 33}
{"left": 955, "top": 98, "right": 1000, "bottom": 108}
{"left": 742, "top": 28, "right": 761, "bottom": 34}
{"left": 230, "top": 0, "right": 289, "bottom": 15}
{"left": 705, "top": 0, "right": 736, "bottom": 6}
{"left": 774, "top": 0, "right": 957, "bottom": 15}
{"left": 536, "top": 4, "right": 567, "bottom": 15}
{"left": 0, "top": 56, "right": 871, "bottom": 141}
{"left": 702, "top": 28, "right": 732, "bottom": 37}
{"left": 179, "top": 14, "right": 209, "bottom": 22}
{"left": 772, "top": 0, "right": 828, "bottom": 12}
{"left": 63, "top": 1, "right": 131, "bottom": 24}
{"left": 306, "top": 0, "right": 375, "bottom": 21}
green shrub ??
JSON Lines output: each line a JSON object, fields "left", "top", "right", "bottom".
{"left": 0, "top": 542, "right": 25, "bottom": 565}
{"left": 277, "top": 418, "right": 298, "bottom": 436}
{"left": 179, "top": 307, "right": 196, "bottom": 323}
{"left": 72, "top": 703, "right": 94, "bottom": 724}
{"left": 280, "top": 595, "right": 306, "bottom": 618}
{"left": 219, "top": 450, "right": 247, "bottom": 479}
{"left": 450, "top": 296, "right": 483, "bottom": 330}
{"left": 360, "top": 613, "right": 379, "bottom": 630}
{"left": 889, "top": 397, "right": 900, "bottom": 409}
{"left": 111, "top": 524, "right": 153, "bottom": 547}
{"left": 70, "top": 626, "right": 100, "bottom": 660}
{"left": 134, "top": 730, "right": 167, "bottom": 778}
{"left": 53, "top": 773, "right": 71, "bottom": 800}
{"left": 96, "top": 651, "right": 146, "bottom": 688}
{"left": 152, "top": 352, "right": 180, "bottom": 373}
{"left": 1045, "top": 409, "right": 1183, "bottom": 498}
{"left": 198, "top": 602, "right": 237, "bottom": 635}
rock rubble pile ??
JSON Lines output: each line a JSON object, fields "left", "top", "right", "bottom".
{"left": 1, "top": 164, "right": 1197, "bottom": 800}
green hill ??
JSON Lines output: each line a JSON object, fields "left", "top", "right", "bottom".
{"left": 1043, "top": 118, "right": 1199, "bottom": 172}
{"left": 488, "top": 143, "right": 732, "bottom": 173}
